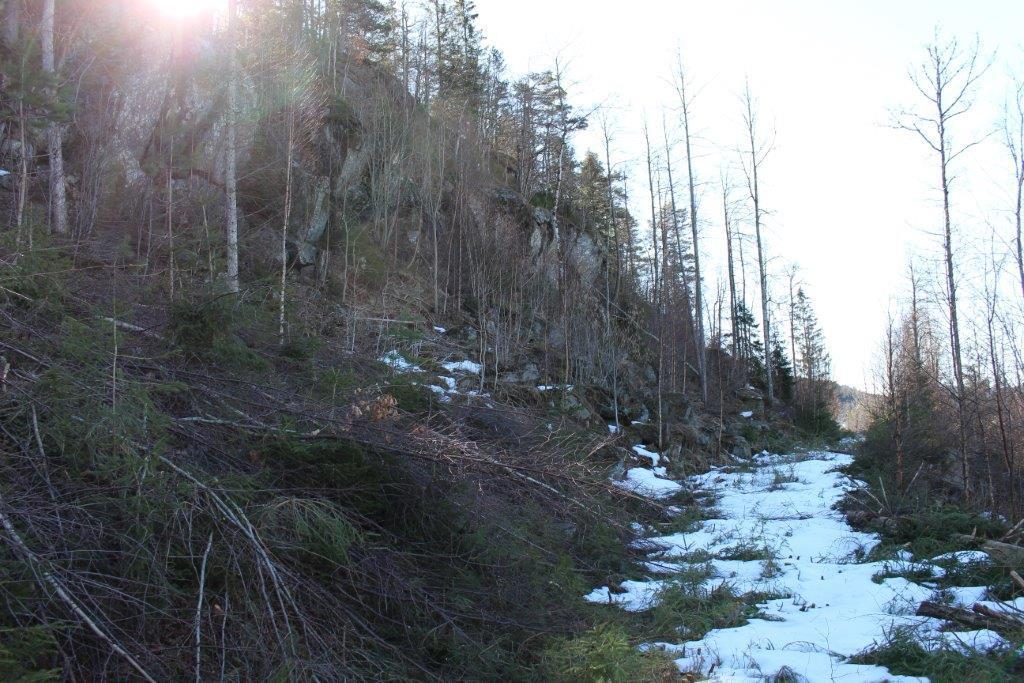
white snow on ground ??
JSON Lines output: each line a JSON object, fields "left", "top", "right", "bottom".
{"left": 379, "top": 350, "right": 422, "bottom": 373}
{"left": 632, "top": 445, "right": 660, "bottom": 467}
{"left": 590, "top": 448, "right": 1016, "bottom": 682}
{"left": 740, "top": 411, "right": 753, "bottom": 418}
{"left": 381, "top": 351, "right": 477, "bottom": 402}
{"left": 425, "top": 384, "right": 453, "bottom": 403}
{"left": 442, "top": 359, "right": 482, "bottom": 374}
{"left": 930, "top": 550, "right": 989, "bottom": 563}
{"left": 611, "top": 467, "right": 683, "bottom": 499}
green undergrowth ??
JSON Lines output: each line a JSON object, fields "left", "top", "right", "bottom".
{"left": 0, "top": 236, "right": 71, "bottom": 314}
{"left": 0, "top": 261, "right": 675, "bottom": 680}
{"left": 718, "top": 542, "right": 775, "bottom": 562}
{"left": 604, "top": 575, "right": 788, "bottom": 648}
{"left": 648, "top": 582, "right": 751, "bottom": 640}
{"left": 842, "top": 440, "right": 1024, "bottom": 673}
{"left": 0, "top": 624, "right": 61, "bottom": 682}
{"left": 0, "top": 245, "right": 784, "bottom": 681}
{"left": 653, "top": 499, "right": 719, "bottom": 536}
{"left": 739, "top": 415, "right": 847, "bottom": 456}
{"left": 537, "top": 623, "right": 677, "bottom": 682}
{"left": 851, "top": 627, "right": 1024, "bottom": 682}
{"left": 167, "top": 294, "right": 272, "bottom": 372}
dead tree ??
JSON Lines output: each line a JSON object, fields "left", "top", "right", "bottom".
{"left": 896, "top": 32, "right": 987, "bottom": 503}
{"left": 661, "top": 114, "right": 694, "bottom": 394}
{"left": 643, "top": 117, "right": 664, "bottom": 448}
{"left": 741, "top": 82, "right": 773, "bottom": 405}
{"left": 1004, "top": 76, "right": 1024, "bottom": 303}
{"left": 601, "top": 116, "right": 621, "bottom": 429}
{"left": 721, "top": 171, "right": 739, "bottom": 360}
{"left": 674, "top": 56, "right": 708, "bottom": 401}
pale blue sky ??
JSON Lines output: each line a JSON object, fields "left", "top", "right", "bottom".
{"left": 475, "top": 0, "right": 1024, "bottom": 389}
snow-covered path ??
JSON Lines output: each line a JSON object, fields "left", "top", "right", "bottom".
{"left": 589, "top": 449, "right": 1013, "bottom": 682}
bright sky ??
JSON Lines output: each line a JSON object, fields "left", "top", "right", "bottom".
{"left": 475, "top": 0, "right": 1024, "bottom": 390}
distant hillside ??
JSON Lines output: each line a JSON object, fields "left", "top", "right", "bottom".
{"left": 835, "top": 384, "right": 879, "bottom": 432}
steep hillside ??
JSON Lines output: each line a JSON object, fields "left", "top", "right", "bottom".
{"left": 0, "top": 1, "right": 847, "bottom": 680}
{"left": 835, "top": 384, "right": 877, "bottom": 433}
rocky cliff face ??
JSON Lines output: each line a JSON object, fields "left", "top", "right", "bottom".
{"left": 28, "top": 38, "right": 728, "bottom": 468}
{"left": 835, "top": 384, "right": 877, "bottom": 432}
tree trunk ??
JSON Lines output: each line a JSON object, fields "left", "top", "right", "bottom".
{"left": 678, "top": 73, "right": 707, "bottom": 402}
{"left": 939, "top": 112, "right": 969, "bottom": 503}
{"left": 603, "top": 128, "right": 620, "bottom": 429}
{"left": 224, "top": 0, "right": 240, "bottom": 293}
{"left": 987, "top": 304, "right": 1015, "bottom": 513}
{"left": 916, "top": 600, "right": 1024, "bottom": 637}
{"left": 1015, "top": 151, "right": 1024, "bottom": 302}
{"left": 722, "top": 182, "right": 738, "bottom": 360}
{"left": 279, "top": 109, "right": 295, "bottom": 348}
{"left": 15, "top": 101, "right": 29, "bottom": 247}
{"left": 642, "top": 122, "right": 663, "bottom": 448}
{"left": 744, "top": 86, "right": 773, "bottom": 404}
{"left": 3, "top": 0, "right": 19, "bottom": 48}
{"left": 788, "top": 268, "right": 798, "bottom": 380}
{"left": 42, "top": 0, "right": 68, "bottom": 236}
{"left": 662, "top": 119, "right": 693, "bottom": 394}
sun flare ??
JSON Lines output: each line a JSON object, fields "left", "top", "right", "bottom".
{"left": 151, "top": 0, "right": 219, "bottom": 19}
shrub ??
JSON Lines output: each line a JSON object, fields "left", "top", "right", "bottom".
{"left": 648, "top": 581, "right": 748, "bottom": 641}
{"left": 851, "top": 626, "right": 1023, "bottom": 682}
{"left": 793, "top": 405, "right": 841, "bottom": 438}
{"left": 168, "top": 298, "right": 232, "bottom": 352}
{"left": 259, "top": 497, "right": 361, "bottom": 569}
{"left": 0, "top": 624, "right": 60, "bottom": 682}
{"left": 538, "top": 623, "right": 674, "bottom": 683}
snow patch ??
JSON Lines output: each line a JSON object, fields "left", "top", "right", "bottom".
{"left": 425, "top": 385, "right": 452, "bottom": 403}
{"left": 631, "top": 445, "right": 660, "bottom": 467}
{"left": 929, "top": 550, "right": 990, "bottom": 564}
{"left": 379, "top": 351, "right": 422, "bottom": 373}
{"left": 612, "top": 467, "right": 682, "bottom": 499}
{"left": 442, "top": 359, "right": 482, "bottom": 374}
{"left": 589, "top": 450, "right": 1017, "bottom": 682}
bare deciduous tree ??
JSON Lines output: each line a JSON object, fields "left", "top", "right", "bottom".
{"left": 720, "top": 170, "right": 739, "bottom": 360}
{"left": 224, "top": 0, "right": 241, "bottom": 293}
{"left": 1004, "top": 75, "right": 1024, "bottom": 302}
{"left": 740, "top": 82, "right": 773, "bottom": 404}
{"left": 674, "top": 55, "right": 708, "bottom": 402}
{"left": 642, "top": 116, "right": 664, "bottom": 447}
{"left": 896, "top": 31, "right": 988, "bottom": 502}
{"left": 42, "top": 0, "right": 68, "bottom": 235}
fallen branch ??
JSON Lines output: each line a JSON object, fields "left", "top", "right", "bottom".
{"left": 916, "top": 600, "right": 1024, "bottom": 636}
{"left": 155, "top": 453, "right": 298, "bottom": 657}
{"left": 195, "top": 532, "right": 214, "bottom": 683}
{"left": 100, "top": 316, "right": 164, "bottom": 340}
{"left": 954, "top": 535, "right": 1024, "bottom": 567}
{"left": 0, "top": 497, "right": 158, "bottom": 682}
{"left": 1001, "top": 516, "right": 1024, "bottom": 542}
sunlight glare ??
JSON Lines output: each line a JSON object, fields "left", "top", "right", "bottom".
{"left": 152, "top": 0, "right": 218, "bottom": 19}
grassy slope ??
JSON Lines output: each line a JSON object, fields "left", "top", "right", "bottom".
{"left": 0, "top": 238, "right": 700, "bottom": 681}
